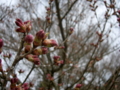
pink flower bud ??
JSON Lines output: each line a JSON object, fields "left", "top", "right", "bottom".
{"left": 53, "top": 56, "right": 60, "bottom": 60}
{"left": 75, "top": 84, "right": 82, "bottom": 88}
{"left": 26, "top": 54, "right": 40, "bottom": 65}
{"left": 117, "top": 18, "right": 120, "bottom": 22}
{"left": 36, "top": 30, "right": 45, "bottom": 39}
{"left": 24, "top": 45, "right": 31, "bottom": 53}
{"left": 22, "top": 83, "right": 29, "bottom": 90}
{"left": 58, "top": 60, "right": 64, "bottom": 64}
{"left": 41, "top": 47, "right": 48, "bottom": 54}
{"left": 0, "top": 39, "right": 3, "bottom": 48}
{"left": 0, "top": 59, "right": 3, "bottom": 72}
{"left": 42, "top": 39, "right": 58, "bottom": 47}
{"left": 32, "top": 47, "right": 48, "bottom": 55}
{"left": 24, "top": 34, "right": 34, "bottom": 44}
{"left": 16, "top": 27, "right": 25, "bottom": 33}
{"left": 15, "top": 18, "right": 23, "bottom": 27}
{"left": 117, "top": 10, "right": 120, "bottom": 14}
{"left": 33, "top": 37, "right": 42, "bottom": 47}
{"left": 10, "top": 78, "right": 19, "bottom": 84}
{"left": 24, "top": 20, "right": 32, "bottom": 32}
{"left": 69, "top": 27, "right": 74, "bottom": 34}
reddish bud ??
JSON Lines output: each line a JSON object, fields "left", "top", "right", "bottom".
{"left": 25, "top": 34, "right": 34, "bottom": 44}
{"left": 24, "top": 20, "right": 32, "bottom": 32}
{"left": 16, "top": 28, "right": 25, "bottom": 33}
{"left": 75, "top": 84, "right": 82, "bottom": 88}
{"left": 42, "top": 39, "right": 58, "bottom": 47}
{"left": 53, "top": 56, "right": 60, "bottom": 60}
{"left": 26, "top": 54, "right": 40, "bottom": 65}
{"left": 10, "top": 78, "right": 19, "bottom": 84}
{"left": 0, "top": 59, "right": 3, "bottom": 72}
{"left": 15, "top": 18, "right": 23, "bottom": 27}
{"left": 0, "top": 39, "right": 3, "bottom": 48}
{"left": 117, "top": 18, "right": 120, "bottom": 22}
{"left": 0, "top": 39, "right": 3, "bottom": 54}
{"left": 36, "top": 30, "right": 45, "bottom": 39}
{"left": 46, "top": 7, "right": 50, "bottom": 11}
{"left": 32, "top": 47, "right": 48, "bottom": 55}
{"left": 24, "top": 45, "right": 31, "bottom": 53}
{"left": 117, "top": 10, "right": 120, "bottom": 14}
{"left": 69, "top": 27, "right": 74, "bottom": 34}
{"left": 22, "top": 83, "right": 29, "bottom": 90}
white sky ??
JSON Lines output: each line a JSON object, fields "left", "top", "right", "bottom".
{"left": 0, "top": 0, "right": 18, "bottom": 5}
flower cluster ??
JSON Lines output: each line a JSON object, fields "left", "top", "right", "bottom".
{"left": 15, "top": 19, "right": 58, "bottom": 65}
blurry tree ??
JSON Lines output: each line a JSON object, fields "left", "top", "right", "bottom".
{"left": 0, "top": 0, "right": 120, "bottom": 90}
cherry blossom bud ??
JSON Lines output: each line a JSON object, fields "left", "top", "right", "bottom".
{"left": 16, "top": 27, "right": 26, "bottom": 33}
{"left": 36, "top": 30, "right": 45, "bottom": 39}
{"left": 24, "top": 34, "right": 34, "bottom": 44}
{"left": 117, "top": 10, "right": 120, "bottom": 14}
{"left": 26, "top": 54, "right": 40, "bottom": 65}
{"left": 22, "top": 83, "right": 29, "bottom": 90}
{"left": 24, "top": 45, "right": 31, "bottom": 53}
{"left": 69, "top": 27, "right": 74, "bottom": 34}
{"left": 117, "top": 18, "right": 120, "bottom": 22}
{"left": 42, "top": 39, "right": 58, "bottom": 47}
{"left": 15, "top": 18, "right": 23, "bottom": 27}
{"left": 53, "top": 56, "right": 60, "bottom": 60}
{"left": 33, "top": 37, "right": 42, "bottom": 47}
{"left": 10, "top": 78, "right": 19, "bottom": 84}
{"left": 0, "top": 39, "right": 3, "bottom": 53}
{"left": 24, "top": 20, "right": 32, "bottom": 32}
{"left": 0, "top": 39, "right": 3, "bottom": 48}
{"left": 0, "top": 59, "right": 3, "bottom": 72}
{"left": 32, "top": 47, "right": 48, "bottom": 55}
{"left": 75, "top": 84, "right": 82, "bottom": 88}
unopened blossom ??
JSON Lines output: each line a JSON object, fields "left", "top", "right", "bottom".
{"left": 69, "top": 27, "right": 74, "bottom": 34}
{"left": 22, "top": 83, "right": 29, "bottom": 90}
{"left": 0, "top": 59, "right": 3, "bottom": 72}
{"left": 53, "top": 56, "right": 60, "bottom": 60}
{"left": 15, "top": 19, "right": 26, "bottom": 33}
{"left": 24, "top": 20, "right": 32, "bottom": 32}
{"left": 32, "top": 47, "right": 48, "bottom": 55}
{"left": 24, "top": 45, "right": 31, "bottom": 53}
{"left": 26, "top": 54, "right": 40, "bottom": 65}
{"left": 10, "top": 77, "right": 19, "bottom": 84}
{"left": 0, "top": 39, "right": 3, "bottom": 54}
{"left": 42, "top": 39, "right": 58, "bottom": 47}
{"left": 24, "top": 34, "right": 34, "bottom": 44}
{"left": 36, "top": 30, "right": 45, "bottom": 40}
{"left": 117, "top": 18, "right": 120, "bottom": 22}
{"left": 75, "top": 84, "right": 82, "bottom": 89}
